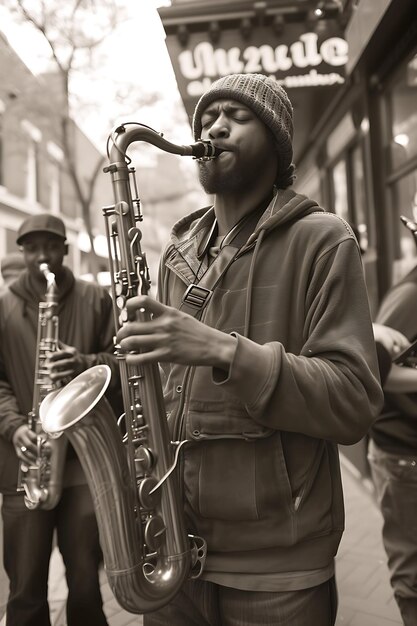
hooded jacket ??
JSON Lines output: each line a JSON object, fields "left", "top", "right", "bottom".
{"left": 372, "top": 265, "right": 417, "bottom": 454}
{"left": 0, "top": 266, "right": 120, "bottom": 494}
{"left": 158, "top": 188, "right": 383, "bottom": 585}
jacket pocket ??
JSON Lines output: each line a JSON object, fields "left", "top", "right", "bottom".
{"left": 293, "top": 441, "right": 339, "bottom": 540}
{"left": 187, "top": 408, "right": 274, "bottom": 440}
{"left": 184, "top": 432, "right": 295, "bottom": 530}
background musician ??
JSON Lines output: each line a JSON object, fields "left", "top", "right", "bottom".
{"left": 368, "top": 263, "right": 417, "bottom": 626}
{"left": 117, "top": 73, "right": 383, "bottom": 625}
{"left": 0, "top": 213, "right": 119, "bottom": 626}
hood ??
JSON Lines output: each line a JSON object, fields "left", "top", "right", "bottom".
{"left": 165, "top": 189, "right": 322, "bottom": 337}
{"left": 9, "top": 266, "right": 75, "bottom": 314}
{"left": 171, "top": 188, "right": 321, "bottom": 256}
{"left": 167, "top": 188, "right": 322, "bottom": 284}
{"left": 241, "top": 188, "right": 322, "bottom": 254}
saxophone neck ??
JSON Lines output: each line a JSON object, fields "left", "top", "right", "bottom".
{"left": 105, "top": 122, "right": 222, "bottom": 170}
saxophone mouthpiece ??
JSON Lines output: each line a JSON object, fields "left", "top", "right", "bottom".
{"left": 39, "top": 263, "right": 56, "bottom": 288}
{"left": 191, "top": 140, "right": 223, "bottom": 161}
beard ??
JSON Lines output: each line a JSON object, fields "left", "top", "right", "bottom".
{"left": 198, "top": 151, "right": 270, "bottom": 195}
{"left": 198, "top": 165, "right": 242, "bottom": 195}
{"left": 198, "top": 152, "right": 268, "bottom": 195}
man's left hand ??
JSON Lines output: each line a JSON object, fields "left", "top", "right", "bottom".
{"left": 45, "top": 342, "right": 87, "bottom": 383}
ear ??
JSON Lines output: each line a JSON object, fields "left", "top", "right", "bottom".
{"left": 63, "top": 243, "right": 69, "bottom": 256}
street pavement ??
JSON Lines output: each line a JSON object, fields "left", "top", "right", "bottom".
{"left": 0, "top": 454, "right": 403, "bottom": 626}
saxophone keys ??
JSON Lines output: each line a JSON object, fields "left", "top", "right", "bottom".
{"left": 144, "top": 516, "right": 167, "bottom": 551}
{"left": 138, "top": 476, "right": 161, "bottom": 510}
{"left": 134, "top": 446, "right": 154, "bottom": 474}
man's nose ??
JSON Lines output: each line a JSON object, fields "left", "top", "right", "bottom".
{"left": 35, "top": 247, "right": 50, "bottom": 262}
{"left": 208, "top": 113, "right": 230, "bottom": 139}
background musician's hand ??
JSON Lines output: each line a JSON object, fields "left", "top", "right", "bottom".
{"left": 12, "top": 424, "right": 37, "bottom": 464}
{"left": 45, "top": 341, "right": 87, "bottom": 383}
{"left": 116, "top": 295, "right": 237, "bottom": 371}
{"left": 372, "top": 323, "right": 410, "bottom": 358}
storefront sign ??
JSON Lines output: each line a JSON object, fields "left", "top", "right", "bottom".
{"left": 164, "top": 22, "right": 348, "bottom": 117}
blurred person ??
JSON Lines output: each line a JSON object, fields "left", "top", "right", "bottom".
{"left": 350, "top": 225, "right": 412, "bottom": 390}
{"left": 372, "top": 323, "right": 417, "bottom": 393}
{"left": 0, "top": 252, "right": 25, "bottom": 295}
{"left": 116, "top": 74, "right": 383, "bottom": 626}
{"left": 0, "top": 214, "right": 120, "bottom": 626}
{"left": 373, "top": 323, "right": 409, "bottom": 389}
{"left": 368, "top": 263, "right": 417, "bottom": 626}
{"left": 0, "top": 252, "right": 26, "bottom": 623}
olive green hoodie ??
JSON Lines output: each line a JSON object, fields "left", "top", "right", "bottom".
{"left": 158, "top": 188, "right": 383, "bottom": 586}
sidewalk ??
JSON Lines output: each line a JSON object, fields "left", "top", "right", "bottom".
{"left": 335, "top": 456, "right": 402, "bottom": 625}
{"left": 0, "top": 454, "right": 403, "bottom": 626}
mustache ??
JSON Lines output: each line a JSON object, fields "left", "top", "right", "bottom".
{"left": 212, "top": 143, "right": 235, "bottom": 152}
{"left": 197, "top": 145, "right": 236, "bottom": 165}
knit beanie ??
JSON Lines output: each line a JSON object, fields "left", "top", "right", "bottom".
{"left": 193, "top": 73, "right": 295, "bottom": 189}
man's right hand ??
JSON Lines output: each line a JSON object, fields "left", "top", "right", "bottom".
{"left": 12, "top": 424, "right": 38, "bottom": 464}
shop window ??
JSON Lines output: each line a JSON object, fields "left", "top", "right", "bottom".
{"left": 390, "top": 169, "right": 417, "bottom": 284}
{"left": 327, "top": 113, "right": 356, "bottom": 162}
{"left": 389, "top": 53, "right": 417, "bottom": 171}
{"left": 47, "top": 142, "right": 63, "bottom": 214}
{"left": 328, "top": 142, "right": 370, "bottom": 255}
{"left": 351, "top": 145, "right": 368, "bottom": 253}
{"left": 48, "top": 160, "right": 61, "bottom": 213}
{"left": 326, "top": 103, "right": 372, "bottom": 255}
{"left": 26, "top": 140, "right": 40, "bottom": 203}
{"left": 384, "top": 46, "right": 417, "bottom": 286}
{"left": 21, "top": 120, "right": 42, "bottom": 204}
{"left": 331, "top": 159, "right": 349, "bottom": 221}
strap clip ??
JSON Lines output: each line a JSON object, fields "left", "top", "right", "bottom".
{"left": 182, "top": 284, "right": 212, "bottom": 310}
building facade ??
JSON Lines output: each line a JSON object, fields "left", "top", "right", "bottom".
{"left": 0, "top": 32, "right": 111, "bottom": 285}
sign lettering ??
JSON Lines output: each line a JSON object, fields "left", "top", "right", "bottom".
{"left": 179, "top": 33, "right": 348, "bottom": 91}
{"left": 164, "top": 21, "right": 348, "bottom": 119}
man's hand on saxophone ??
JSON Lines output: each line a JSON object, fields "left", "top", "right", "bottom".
{"left": 44, "top": 341, "right": 88, "bottom": 383}
{"left": 116, "top": 294, "right": 237, "bottom": 371}
{"left": 12, "top": 424, "right": 37, "bottom": 464}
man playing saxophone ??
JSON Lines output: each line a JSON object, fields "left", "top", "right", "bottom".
{"left": 116, "top": 74, "right": 383, "bottom": 625}
{"left": 0, "top": 214, "right": 120, "bottom": 626}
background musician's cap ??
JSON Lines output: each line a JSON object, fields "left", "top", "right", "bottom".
{"left": 16, "top": 213, "right": 67, "bottom": 245}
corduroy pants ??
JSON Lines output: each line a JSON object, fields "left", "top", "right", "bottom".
{"left": 144, "top": 576, "right": 338, "bottom": 626}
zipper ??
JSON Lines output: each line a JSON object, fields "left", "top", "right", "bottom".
{"left": 293, "top": 440, "right": 325, "bottom": 512}
{"left": 172, "top": 364, "right": 194, "bottom": 506}
{"left": 173, "top": 302, "right": 212, "bottom": 504}
{"left": 172, "top": 364, "right": 193, "bottom": 442}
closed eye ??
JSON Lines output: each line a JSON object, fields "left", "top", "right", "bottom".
{"left": 201, "top": 103, "right": 254, "bottom": 128}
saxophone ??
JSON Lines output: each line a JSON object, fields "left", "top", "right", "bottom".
{"left": 17, "top": 263, "right": 67, "bottom": 510}
{"left": 40, "top": 124, "right": 221, "bottom": 614}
